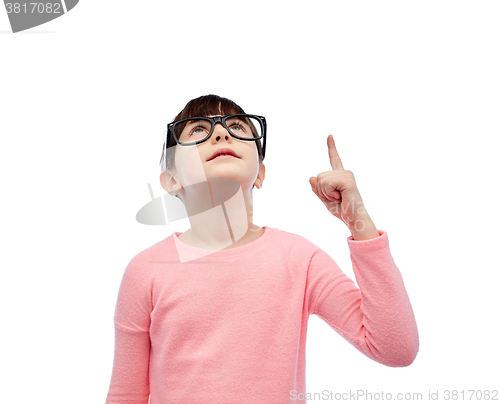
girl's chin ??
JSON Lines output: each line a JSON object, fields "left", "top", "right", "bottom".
{"left": 202, "top": 176, "right": 255, "bottom": 190}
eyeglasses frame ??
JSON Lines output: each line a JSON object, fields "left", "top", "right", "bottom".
{"left": 166, "top": 114, "right": 267, "bottom": 161}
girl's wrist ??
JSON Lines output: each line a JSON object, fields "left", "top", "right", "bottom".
{"left": 347, "top": 213, "right": 379, "bottom": 240}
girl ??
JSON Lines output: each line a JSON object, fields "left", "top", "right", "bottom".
{"left": 105, "top": 94, "right": 419, "bottom": 404}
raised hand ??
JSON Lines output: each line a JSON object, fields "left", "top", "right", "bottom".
{"left": 309, "top": 135, "right": 379, "bottom": 239}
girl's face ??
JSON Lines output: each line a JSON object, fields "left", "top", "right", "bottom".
{"left": 169, "top": 115, "right": 265, "bottom": 197}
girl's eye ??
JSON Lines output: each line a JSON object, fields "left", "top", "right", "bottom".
{"left": 191, "top": 126, "right": 208, "bottom": 135}
{"left": 229, "top": 123, "right": 244, "bottom": 132}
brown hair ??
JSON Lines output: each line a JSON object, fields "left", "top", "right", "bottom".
{"left": 159, "top": 95, "right": 264, "bottom": 196}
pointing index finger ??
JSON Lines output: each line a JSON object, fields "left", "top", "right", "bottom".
{"left": 328, "top": 135, "right": 344, "bottom": 170}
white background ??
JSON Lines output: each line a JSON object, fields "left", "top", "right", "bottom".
{"left": 1, "top": 1, "right": 499, "bottom": 402}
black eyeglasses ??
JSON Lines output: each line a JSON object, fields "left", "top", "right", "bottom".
{"left": 166, "top": 114, "right": 267, "bottom": 160}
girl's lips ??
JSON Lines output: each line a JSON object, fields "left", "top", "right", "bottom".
{"left": 208, "top": 147, "right": 239, "bottom": 161}
{"left": 209, "top": 155, "right": 239, "bottom": 161}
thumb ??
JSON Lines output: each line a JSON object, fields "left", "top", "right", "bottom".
{"left": 309, "top": 177, "right": 320, "bottom": 198}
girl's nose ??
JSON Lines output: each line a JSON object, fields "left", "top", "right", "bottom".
{"left": 212, "top": 123, "right": 231, "bottom": 140}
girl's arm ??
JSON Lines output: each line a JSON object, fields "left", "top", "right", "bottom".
{"left": 307, "top": 135, "right": 418, "bottom": 366}
{"left": 105, "top": 256, "right": 152, "bottom": 403}
{"left": 307, "top": 229, "right": 419, "bottom": 367}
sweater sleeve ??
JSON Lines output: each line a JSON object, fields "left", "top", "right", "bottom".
{"left": 307, "top": 230, "right": 419, "bottom": 367}
{"left": 105, "top": 255, "right": 152, "bottom": 404}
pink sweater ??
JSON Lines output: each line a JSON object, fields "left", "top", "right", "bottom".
{"left": 105, "top": 226, "right": 419, "bottom": 403}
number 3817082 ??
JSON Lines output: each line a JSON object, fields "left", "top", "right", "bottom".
{"left": 5, "top": 3, "right": 62, "bottom": 14}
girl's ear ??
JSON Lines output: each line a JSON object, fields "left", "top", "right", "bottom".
{"left": 159, "top": 170, "right": 183, "bottom": 196}
{"left": 254, "top": 163, "right": 265, "bottom": 189}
